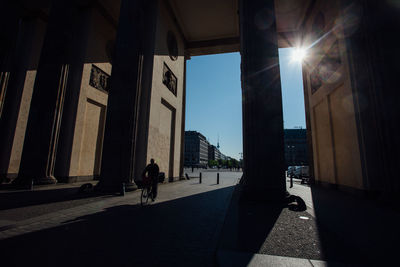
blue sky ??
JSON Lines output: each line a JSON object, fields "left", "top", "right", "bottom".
{"left": 278, "top": 48, "right": 306, "bottom": 129}
{"left": 185, "top": 49, "right": 305, "bottom": 160}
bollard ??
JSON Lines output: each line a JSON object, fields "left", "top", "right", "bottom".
{"left": 217, "top": 173, "right": 220, "bottom": 184}
{"left": 199, "top": 172, "right": 202, "bottom": 184}
{"left": 30, "top": 179, "right": 34, "bottom": 191}
{"left": 290, "top": 175, "right": 293, "bottom": 188}
{"left": 121, "top": 183, "right": 125, "bottom": 196}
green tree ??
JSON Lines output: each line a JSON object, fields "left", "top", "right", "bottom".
{"left": 231, "top": 159, "right": 239, "bottom": 169}
{"left": 217, "top": 159, "right": 223, "bottom": 167}
{"left": 208, "top": 160, "right": 218, "bottom": 168}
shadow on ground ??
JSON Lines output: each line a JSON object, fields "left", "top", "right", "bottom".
{"left": 310, "top": 185, "right": 400, "bottom": 266}
{"left": 218, "top": 186, "right": 312, "bottom": 266}
{"left": 216, "top": 183, "right": 396, "bottom": 267}
{"left": 0, "top": 186, "right": 234, "bottom": 267}
{"left": 0, "top": 186, "right": 114, "bottom": 211}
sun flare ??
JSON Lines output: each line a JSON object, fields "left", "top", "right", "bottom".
{"left": 291, "top": 47, "right": 307, "bottom": 62}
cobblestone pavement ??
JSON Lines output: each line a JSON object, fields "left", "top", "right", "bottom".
{"left": 0, "top": 172, "right": 241, "bottom": 267}
{"left": 217, "top": 178, "right": 400, "bottom": 266}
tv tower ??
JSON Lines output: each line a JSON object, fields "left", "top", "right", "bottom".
{"left": 217, "top": 134, "right": 220, "bottom": 149}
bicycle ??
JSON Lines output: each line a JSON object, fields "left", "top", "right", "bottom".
{"left": 140, "top": 176, "right": 154, "bottom": 206}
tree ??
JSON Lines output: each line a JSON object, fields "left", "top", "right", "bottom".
{"left": 208, "top": 160, "right": 218, "bottom": 168}
{"left": 217, "top": 159, "right": 223, "bottom": 167}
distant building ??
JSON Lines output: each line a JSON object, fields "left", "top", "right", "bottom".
{"left": 184, "top": 131, "right": 209, "bottom": 167}
{"left": 284, "top": 129, "right": 308, "bottom": 166}
{"left": 208, "top": 144, "right": 229, "bottom": 161}
{"left": 208, "top": 145, "right": 221, "bottom": 161}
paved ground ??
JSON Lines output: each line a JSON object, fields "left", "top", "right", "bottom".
{"left": 1, "top": 173, "right": 399, "bottom": 266}
{"left": 217, "top": 178, "right": 400, "bottom": 266}
{"left": 0, "top": 172, "right": 240, "bottom": 267}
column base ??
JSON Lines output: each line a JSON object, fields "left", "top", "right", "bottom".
{"left": 0, "top": 173, "right": 17, "bottom": 184}
{"left": 35, "top": 176, "right": 58, "bottom": 185}
{"left": 94, "top": 180, "right": 138, "bottom": 193}
{"left": 240, "top": 183, "right": 287, "bottom": 203}
{"left": 11, "top": 175, "right": 57, "bottom": 189}
{"left": 125, "top": 182, "right": 138, "bottom": 192}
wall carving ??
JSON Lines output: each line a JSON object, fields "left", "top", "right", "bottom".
{"left": 162, "top": 63, "right": 177, "bottom": 95}
{"left": 89, "top": 65, "right": 110, "bottom": 93}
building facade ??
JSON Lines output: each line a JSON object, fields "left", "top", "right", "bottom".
{"left": 208, "top": 145, "right": 222, "bottom": 161}
{"left": 184, "top": 131, "right": 209, "bottom": 167}
{"left": 284, "top": 129, "right": 308, "bottom": 166}
{"left": 0, "top": 0, "right": 186, "bottom": 185}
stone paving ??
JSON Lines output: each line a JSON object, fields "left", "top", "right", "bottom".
{"left": 217, "top": 178, "right": 400, "bottom": 266}
{"left": 0, "top": 171, "right": 240, "bottom": 266}
{"left": 1, "top": 173, "right": 399, "bottom": 266}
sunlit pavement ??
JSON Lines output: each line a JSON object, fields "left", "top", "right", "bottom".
{"left": 217, "top": 177, "right": 400, "bottom": 266}
{"left": 0, "top": 171, "right": 240, "bottom": 266}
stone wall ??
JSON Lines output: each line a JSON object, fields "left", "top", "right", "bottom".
{"left": 303, "top": 0, "right": 363, "bottom": 190}
{"left": 68, "top": 7, "right": 114, "bottom": 180}
{"left": 147, "top": 1, "right": 185, "bottom": 180}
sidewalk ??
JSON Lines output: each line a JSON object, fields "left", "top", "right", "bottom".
{"left": 0, "top": 180, "right": 103, "bottom": 224}
{"left": 1, "top": 174, "right": 398, "bottom": 266}
{"left": 0, "top": 172, "right": 240, "bottom": 267}
{"left": 216, "top": 180, "right": 400, "bottom": 266}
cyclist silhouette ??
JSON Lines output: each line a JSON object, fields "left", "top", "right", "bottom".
{"left": 142, "top": 159, "right": 160, "bottom": 201}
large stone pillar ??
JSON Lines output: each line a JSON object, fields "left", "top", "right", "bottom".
{"left": 341, "top": 0, "right": 400, "bottom": 198}
{"left": 0, "top": 14, "right": 46, "bottom": 182}
{"left": 98, "top": 0, "right": 158, "bottom": 191}
{"left": 0, "top": 2, "right": 19, "bottom": 77}
{"left": 0, "top": 3, "right": 21, "bottom": 181}
{"left": 15, "top": 0, "right": 93, "bottom": 185}
{"left": 239, "top": 0, "right": 286, "bottom": 201}
{"left": 53, "top": 6, "right": 92, "bottom": 180}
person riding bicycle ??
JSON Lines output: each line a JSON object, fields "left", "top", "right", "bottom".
{"left": 142, "top": 158, "right": 159, "bottom": 201}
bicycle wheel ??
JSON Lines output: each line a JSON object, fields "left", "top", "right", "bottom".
{"left": 141, "top": 186, "right": 151, "bottom": 206}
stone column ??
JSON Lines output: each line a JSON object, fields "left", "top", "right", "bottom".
{"left": 179, "top": 57, "right": 188, "bottom": 179}
{"left": 239, "top": 0, "right": 286, "bottom": 201}
{"left": 53, "top": 6, "right": 92, "bottom": 180}
{"left": 15, "top": 0, "right": 93, "bottom": 185}
{"left": 0, "top": 14, "right": 46, "bottom": 182}
{"left": 0, "top": 2, "right": 19, "bottom": 77}
{"left": 0, "top": 3, "right": 21, "bottom": 181}
{"left": 341, "top": 0, "right": 400, "bottom": 198}
{"left": 98, "top": 0, "right": 158, "bottom": 191}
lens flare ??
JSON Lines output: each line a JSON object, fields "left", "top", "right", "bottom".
{"left": 291, "top": 47, "right": 307, "bottom": 62}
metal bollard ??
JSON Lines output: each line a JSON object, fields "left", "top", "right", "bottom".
{"left": 217, "top": 173, "right": 220, "bottom": 184}
{"left": 30, "top": 179, "right": 34, "bottom": 191}
{"left": 199, "top": 172, "right": 202, "bottom": 184}
{"left": 290, "top": 175, "right": 293, "bottom": 188}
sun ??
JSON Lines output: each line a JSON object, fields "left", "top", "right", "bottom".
{"left": 291, "top": 47, "right": 307, "bottom": 63}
